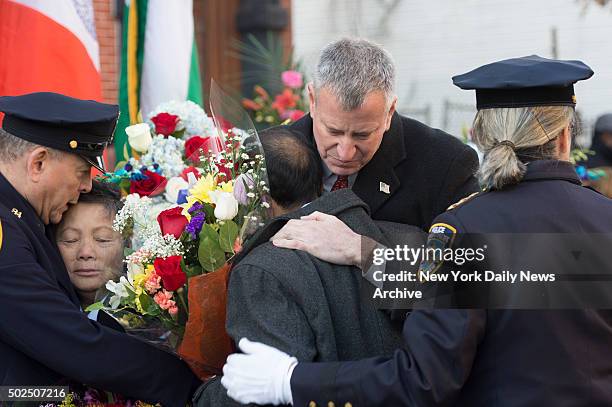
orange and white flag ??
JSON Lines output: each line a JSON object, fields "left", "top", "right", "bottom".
{"left": 0, "top": 0, "right": 102, "bottom": 100}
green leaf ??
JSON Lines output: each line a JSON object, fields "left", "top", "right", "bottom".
{"left": 219, "top": 220, "right": 239, "bottom": 253}
{"left": 85, "top": 301, "right": 105, "bottom": 312}
{"left": 171, "top": 128, "right": 186, "bottom": 138}
{"left": 200, "top": 223, "right": 219, "bottom": 241}
{"left": 198, "top": 235, "right": 226, "bottom": 272}
{"left": 202, "top": 203, "right": 216, "bottom": 223}
{"left": 139, "top": 292, "right": 160, "bottom": 316}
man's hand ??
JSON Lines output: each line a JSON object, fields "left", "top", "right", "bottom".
{"left": 221, "top": 338, "right": 297, "bottom": 405}
{"left": 271, "top": 211, "right": 366, "bottom": 267}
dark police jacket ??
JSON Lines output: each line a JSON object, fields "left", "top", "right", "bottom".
{"left": 289, "top": 113, "right": 479, "bottom": 230}
{"left": 0, "top": 172, "right": 199, "bottom": 406}
{"left": 291, "top": 160, "right": 612, "bottom": 407}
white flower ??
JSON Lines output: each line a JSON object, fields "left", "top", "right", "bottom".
{"left": 126, "top": 123, "right": 153, "bottom": 153}
{"left": 164, "top": 176, "right": 189, "bottom": 203}
{"left": 209, "top": 190, "right": 239, "bottom": 220}
{"left": 139, "top": 135, "right": 185, "bottom": 178}
{"left": 106, "top": 278, "right": 130, "bottom": 309}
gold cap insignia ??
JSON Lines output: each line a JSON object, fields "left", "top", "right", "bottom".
{"left": 69, "top": 140, "right": 78, "bottom": 149}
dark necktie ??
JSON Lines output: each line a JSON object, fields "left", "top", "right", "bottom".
{"left": 331, "top": 175, "right": 349, "bottom": 191}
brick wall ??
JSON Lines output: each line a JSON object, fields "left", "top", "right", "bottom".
{"left": 93, "top": 0, "right": 119, "bottom": 104}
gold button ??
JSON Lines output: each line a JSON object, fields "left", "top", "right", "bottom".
{"left": 344, "top": 403, "right": 353, "bottom": 407}
{"left": 309, "top": 402, "right": 316, "bottom": 407}
{"left": 328, "top": 402, "right": 335, "bottom": 407}
{"left": 69, "top": 140, "right": 78, "bottom": 149}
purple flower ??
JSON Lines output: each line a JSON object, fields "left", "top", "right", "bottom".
{"left": 233, "top": 173, "right": 255, "bottom": 205}
{"left": 188, "top": 201, "right": 204, "bottom": 214}
{"left": 186, "top": 212, "right": 206, "bottom": 238}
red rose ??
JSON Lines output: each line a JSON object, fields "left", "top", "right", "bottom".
{"left": 130, "top": 170, "right": 167, "bottom": 197}
{"left": 151, "top": 112, "right": 179, "bottom": 136}
{"left": 184, "top": 136, "right": 223, "bottom": 164}
{"left": 157, "top": 207, "right": 189, "bottom": 239}
{"left": 153, "top": 256, "right": 186, "bottom": 291}
{"left": 180, "top": 166, "right": 202, "bottom": 182}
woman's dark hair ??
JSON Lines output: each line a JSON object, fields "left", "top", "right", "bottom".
{"left": 78, "top": 180, "right": 123, "bottom": 216}
{"left": 260, "top": 127, "right": 323, "bottom": 208}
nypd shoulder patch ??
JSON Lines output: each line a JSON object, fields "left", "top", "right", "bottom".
{"left": 418, "top": 222, "right": 457, "bottom": 277}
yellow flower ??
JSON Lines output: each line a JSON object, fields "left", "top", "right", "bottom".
{"left": 189, "top": 173, "right": 216, "bottom": 204}
{"left": 218, "top": 180, "right": 234, "bottom": 194}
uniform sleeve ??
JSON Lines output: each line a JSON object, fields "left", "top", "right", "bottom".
{"left": 434, "top": 144, "right": 479, "bottom": 218}
{"left": 291, "top": 309, "right": 486, "bottom": 407}
{"left": 0, "top": 217, "right": 199, "bottom": 407}
{"left": 290, "top": 214, "right": 484, "bottom": 407}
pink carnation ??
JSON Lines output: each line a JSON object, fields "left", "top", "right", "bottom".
{"left": 153, "top": 290, "right": 176, "bottom": 311}
{"left": 145, "top": 270, "right": 162, "bottom": 294}
{"left": 281, "top": 70, "right": 303, "bottom": 89}
{"left": 169, "top": 305, "right": 179, "bottom": 316}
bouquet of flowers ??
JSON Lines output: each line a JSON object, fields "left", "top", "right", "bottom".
{"left": 242, "top": 70, "right": 307, "bottom": 126}
{"left": 90, "top": 81, "right": 269, "bottom": 378}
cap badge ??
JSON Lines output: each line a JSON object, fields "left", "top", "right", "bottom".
{"left": 69, "top": 140, "right": 78, "bottom": 149}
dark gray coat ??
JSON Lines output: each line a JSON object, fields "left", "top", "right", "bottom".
{"left": 196, "top": 189, "right": 420, "bottom": 406}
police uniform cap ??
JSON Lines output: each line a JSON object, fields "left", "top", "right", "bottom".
{"left": 452, "top": 55, "right": 594, "bottom": 110}
{"left": 0, "top": 92, "right": 119, "bottom": 172}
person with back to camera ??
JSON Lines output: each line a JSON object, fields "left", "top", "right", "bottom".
{"left": 221, "top": 55, "right": 612, "bottom": 407}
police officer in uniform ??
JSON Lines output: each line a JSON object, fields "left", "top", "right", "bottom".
{"left": 0, "top": 92, "right": 199, "bottom": 406}
{"left": 221, "top": 56, "right": 612, "bottom": 406}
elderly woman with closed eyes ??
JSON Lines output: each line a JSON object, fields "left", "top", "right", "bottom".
{"left": 55, "top": 180, "right": 124, "bottom": 309}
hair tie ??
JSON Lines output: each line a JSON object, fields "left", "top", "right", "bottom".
{"left": 496, "top": 140, "right": 516, "bottom": 150}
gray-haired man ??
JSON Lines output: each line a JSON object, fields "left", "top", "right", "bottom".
{"left": 272, "top": 38, "right": 479, "bottom": 285}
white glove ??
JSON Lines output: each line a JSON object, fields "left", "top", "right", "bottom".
{"left": 221, "top": 338, "right": 298, "bottom": 405}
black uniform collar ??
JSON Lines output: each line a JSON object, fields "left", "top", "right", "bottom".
{"left": 522, "top": 159, "right": 581, "bottom": 185}
{"left": 0, "top": 171, "right": 46, "bottom": 233}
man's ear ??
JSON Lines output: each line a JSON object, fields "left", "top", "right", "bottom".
{"left": 385, "top": 96, "right": 398, "bottom": 131}
{"left": 26, "top": 147, "right": 53, "bottom": 182}
{"left": 307, "top": 82, "right": 316, "bottom": 119}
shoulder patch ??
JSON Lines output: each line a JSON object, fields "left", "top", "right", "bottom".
{"left": 429, "top": 222, "right": 457, "bottom": 235}
{"left": 419, "top": 222, "right": 457, "bottom": 278}
{"left": 446, "top": 191, "right": 480, "bottom": 211}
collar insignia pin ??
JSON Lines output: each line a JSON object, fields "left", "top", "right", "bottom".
{"left": 11, "top": 208, "right": 22, "bottom": 218}
{"left": 379, "top": 182, "right": 390, "bottom": 194}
